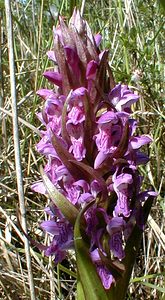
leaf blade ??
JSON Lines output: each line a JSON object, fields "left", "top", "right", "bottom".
{"left": 40, "top": 166, "right": 78, "bottom": 225}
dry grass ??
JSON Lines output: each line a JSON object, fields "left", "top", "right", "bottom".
{"left": 0, "top": 0, "right": 164, "bottom": 299}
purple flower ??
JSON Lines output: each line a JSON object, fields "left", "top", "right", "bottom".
{"left": 129, "top": 135, "right": 152, "bottom": 150}
{"left": 43, "top": 71, "right": 62, "bottom": 87}
{"left": 94, "top": 112, "right": 121, "bottom": 154}
{"left": 36, "top": 133, "right": 57, "bottom": 156}
{"left": 85, "top": 205, "right": 109, "bottom": 250}
{"left": 32, "top": 9, "right": 156, "bottom": 290}
{"left": 113, "top": 172, "right": 133, "bottom": 217}
{"left": 107, "top": 217, "right": 126, "bottom": 259}
{"left": 41, "top": 217, "right": 74, "bottom": 263}
{"left": 91, "top": 249, "right": 115, "bottom": 289}
{"left": 31, "top": 181, "right": 47, "bottom": 194}
{"left": 108, "top": 84, "right": 139, "bottom": 112}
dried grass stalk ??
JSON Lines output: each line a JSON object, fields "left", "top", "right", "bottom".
{"left": 4, "top": 1, "right": 36, "bottom": 299}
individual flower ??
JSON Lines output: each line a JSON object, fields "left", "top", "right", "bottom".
{"left": 91, "top": 249, "right": 115, "bottom": 289}
{"left": 108, "top": 83, "right": 139, "bottom": 112}
{"left": 41, "top": 217, "right": 74, "bottom": 263}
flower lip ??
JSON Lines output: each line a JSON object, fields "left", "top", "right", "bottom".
{"left": 129, "top": 135, "right": 152, "bottom": 150}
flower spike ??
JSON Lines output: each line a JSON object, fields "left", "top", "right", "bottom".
{"left": 32, "top": 9, "right": 157, "bottom": 295}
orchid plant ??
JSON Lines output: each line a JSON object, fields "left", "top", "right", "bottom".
{"left": 32, "top": 9, "right": 157, "bottom": 300}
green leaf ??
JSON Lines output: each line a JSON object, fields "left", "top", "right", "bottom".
{"left": 131, "top": 272, "right": 165, "bottom": 283}
{"left": 138, "top": 282, "right": 165, "bottom": 293}
{"left": 77, "top": 276, "right": 86, "bottom": 300}
{"left": 40, "top": 166, "right": 78, "bottom": 226}
{"left": 58, "top": 264, "right": 77, "bottom": 279}
{"left": 74, "top": 202, "right": 110, "bottom": 300}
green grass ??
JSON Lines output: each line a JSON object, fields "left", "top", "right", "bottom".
{"left": 0, "top": 0, "right": 164, "bottom": 299}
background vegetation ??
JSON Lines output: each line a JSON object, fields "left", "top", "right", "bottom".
{"left": 0, "top": 0, "right": 164, "bottom": 299}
